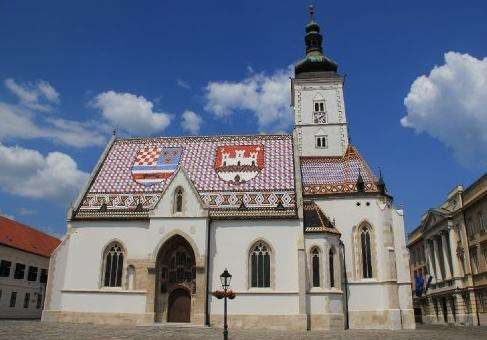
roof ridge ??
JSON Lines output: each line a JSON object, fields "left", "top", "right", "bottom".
{"left": 0, "top": 216, "right": 59, "bottom": 241}
{"left": 118, "top": 133, "right": 293, "bottom": 141}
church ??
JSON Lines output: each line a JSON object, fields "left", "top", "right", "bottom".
{"left": 43, "top": 9, "right": 415, "bottom": 331}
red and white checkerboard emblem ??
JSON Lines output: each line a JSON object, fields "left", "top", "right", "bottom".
{"left": 214, "top": 145, "right": 264, "bottom": 184}
{"left": 131, "top": 146, "right": 182, "bottom": 186}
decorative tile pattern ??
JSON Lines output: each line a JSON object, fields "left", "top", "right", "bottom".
{"left": 75, "top": 135, "right": 296, "bottom": 218}
{"left": 300, "top": 145, "right": 378, "bottom": 195}
{"left": 303, "top": 200, "right": 340, "bottom": 234}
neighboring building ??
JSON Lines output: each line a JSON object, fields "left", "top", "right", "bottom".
{"left": 407, "top": 173, "right": 487, "bottom": 326}
{"left": 0, "top": 216, "right": 61, "bottom": 319}
{"left": 43, "top": 8, "right": 414, "bottom": 330}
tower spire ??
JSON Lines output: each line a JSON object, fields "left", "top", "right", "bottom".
{"left": 295, "top": 5, "right": 338, "bottom": 76}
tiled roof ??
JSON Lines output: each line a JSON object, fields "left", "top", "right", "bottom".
{"left": 76, "top": 135, "right": 296, "bottom": 219}
{"left": 303, "top": 200, "right": 340, "bottom": 234}
{"left": 300, "top": 145, "right": 378, "bottom": 195}
{"left": 0, "top": 216, "right": 61, "bottom": 258}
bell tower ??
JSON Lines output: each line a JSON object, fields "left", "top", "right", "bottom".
{"left": 292, "top": 6, "right": 349, "bottom": 157}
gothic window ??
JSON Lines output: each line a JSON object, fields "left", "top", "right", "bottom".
{"left": 250, "top": 241, "right": 271, "bottom": 288}
{"left": 315, "top": 135, "right": 327, "bottom": 148}
{"left": 329, "top": 248, "right": 335, "bottom": 287}
{"left": 175, "top": 187, "right": 183, "bottom": 213}
{"left": 312, "top": 248, "right": 320, "bottom": 287}
{"left": 360, "top": 225, "right": 373, "bottom": 278}
{"left": 103, "top": 242, "right": 124, "bottom": 287}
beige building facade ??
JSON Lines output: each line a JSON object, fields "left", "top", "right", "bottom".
{"left": 0, "top": 216, "right": 60, "bottom": 319}
{"left": 407, "top": 173, "right": 487, "bottom": 326}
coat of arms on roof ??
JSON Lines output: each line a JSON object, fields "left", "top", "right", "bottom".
{"left": 131, "top": 146, "right": 183, "bottom": 186}
{"left": 214, "top": 145, "right": 264, "bottom": 184}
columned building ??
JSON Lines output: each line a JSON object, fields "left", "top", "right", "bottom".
{"left": 43, "top": 8, "right": 414, "bottom": 330}
{"left": 408, "top": 173, "right": 487, "bottom": 326}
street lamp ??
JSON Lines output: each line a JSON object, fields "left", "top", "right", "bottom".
{"left": 220, "top": 269, "right": 232, "bottom": 340}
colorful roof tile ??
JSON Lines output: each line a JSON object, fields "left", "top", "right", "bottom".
{"left": 300, "top": 145, "right": 378, "bottom": 195}
{"left": 303, "top": 200, "right": 340, "bottom": 234}
{"left": 0, "top": 216, "right": 61, "bottom": 258}
{"left": 75, "top": 135, "right": 296, "bottom": 219}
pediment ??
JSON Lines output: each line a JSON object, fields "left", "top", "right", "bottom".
{"left": 151, "top": 167, "right": 208, "bottom": 218}
{"left": 422, "top": 209, "right": 450, "bottom": 229}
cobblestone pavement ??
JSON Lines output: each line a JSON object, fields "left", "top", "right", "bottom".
{"left": 0, "top": 320, "right": 486, "bottom": 340}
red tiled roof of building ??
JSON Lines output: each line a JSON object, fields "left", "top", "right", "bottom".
{"left": 0, "top": 216, "right": 61, "bottom": 258}
{"left": 300, "top": 145, "right": 378, "bottom": 195}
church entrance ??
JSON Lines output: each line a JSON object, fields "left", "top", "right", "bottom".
{"left": 154, "top": 235, "right": 196, "bottom": 323}
{"left": 168, "top": 289, "right": 191, "bottom": 322}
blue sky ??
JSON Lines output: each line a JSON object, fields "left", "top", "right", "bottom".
{"left": 0, "top": 1, "right": 486, "bottom": 237}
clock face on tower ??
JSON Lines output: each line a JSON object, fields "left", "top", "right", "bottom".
{"left": 313, "top": 111, "right": 327, "bottom": 124}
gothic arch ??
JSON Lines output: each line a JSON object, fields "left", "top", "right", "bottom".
{"left": 154, "top": 234, "right": 197, "bottom": 323}
{"left": 99, "top": 239, "right": 127, "bottom": 288}
{"left": 309, "top": 246, "right": 322, "bottom": 288}
{"left": 352, "top": 221, "right": 377, "bottom": 280}
{"left": 151, "top": 229, "right": 201, "bottom": 263}
{"left": 247, "top": 238, "right": 275, "bottom": 289}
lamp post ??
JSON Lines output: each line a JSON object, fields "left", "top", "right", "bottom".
{"left": 220, "top": 268, "right": 232, "bottom": 340}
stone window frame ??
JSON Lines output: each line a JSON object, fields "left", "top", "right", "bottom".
{"left": 352, "top": 221, "right": 378, "bottom": 281}
{"left": 247, "top": 239, "right": 275, "bottom": 291}
{"left": 315, "top": 135, "right": 328, "bottom": 149}
{"left": 309, "top": 246, "right": 322, "bottom": 288}
{"left": 99, "top": 239, "right": 128, "bottom": 290}
{"left": 173, "top": 186, "right": 185, "bottom": 213}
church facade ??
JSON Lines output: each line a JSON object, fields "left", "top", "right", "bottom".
{"left": 42, "top": 11, "right": 415, "bottom": 331}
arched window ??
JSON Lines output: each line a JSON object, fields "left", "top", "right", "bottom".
{"left": 329, "top": 248, "right": 335, "bottom": 288}
{"left": 103, "top": 242, "right": 124, "bottom": 287}
{"left": 175, "top": 187, "right": 183, "bottom": 212}
{"left": 361, "top": 226, "right": 373, "bottom": 278}
{"left": 312, "top": 248, "right": 320, "bottom": 287}
{"left": 250, "top": 242, "right": 271, "bottom": 288}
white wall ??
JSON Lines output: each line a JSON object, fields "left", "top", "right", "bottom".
{"left": 0, "top": 245, "right": 50, "bottom": 318}
{"left": 314, "top": 196, "right": 409, "bottom": 313}
{"left": 209, "top": 219, "right": 301, "bottom": 315}
{"left": 293, "top": 78, "right": 349, "bottom": 157}
{"left": 60, "top": 291, "right": 146, "bottom": 313}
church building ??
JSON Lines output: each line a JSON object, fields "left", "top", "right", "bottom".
{"left": 43, "top": 9, "right": 415, "bottom": 330}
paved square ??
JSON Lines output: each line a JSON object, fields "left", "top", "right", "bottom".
{"left": 0, "top": 321, "right": 486, "bottom": 339}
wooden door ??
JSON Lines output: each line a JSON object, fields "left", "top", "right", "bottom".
{"left": 168, "top": 289, "right": 191, "bottom": 323}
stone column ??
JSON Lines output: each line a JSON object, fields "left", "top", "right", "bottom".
{"left": 441, "top": 231, "right": 452, "bottom": 279}
{"left": 433, "top": 237, "right": 443, "bottom": 282}
{"left": 448, "top": 227, "right": 460, "bottom": 278}
{"left": 323, "top": 245, "right": 330, "bottom": 289}
{"left": 427, "top": 240, "right": 438, "bottom": 283}
{"left": 297, "top": 236, "right": 307, "bottom": 315}
{"left": 145, "top": 263, "right": 157, "bottom": 317}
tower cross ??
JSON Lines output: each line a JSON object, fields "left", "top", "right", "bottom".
{"left": 309, "top": 5, "right": 315, "bottom": 19}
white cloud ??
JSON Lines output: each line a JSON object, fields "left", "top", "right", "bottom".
{"left": 0, "top": 143, "right": 88, "bottom": 203}
{"left": 176, "top": 78, "right": 190, "bottom": 89}
{"left": 0, "top": 102, "right": 106, "bottom": 148}
{"left": 18, "top": 207, "right": 35, "bottom": 216}
{"left": 91, "top": 91, "right": 171, "bottom": 135}
{"left": 204, "top": 66, "right": 293, "bottom": 131}
{"left": 5, "top": 78, "right": 59, "bottom": 111}
{"left": 401, "top": 52, "right": 487, "bottom": 167}
{"left": 181, "top": 110, "right": 203, "bottom": 134}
